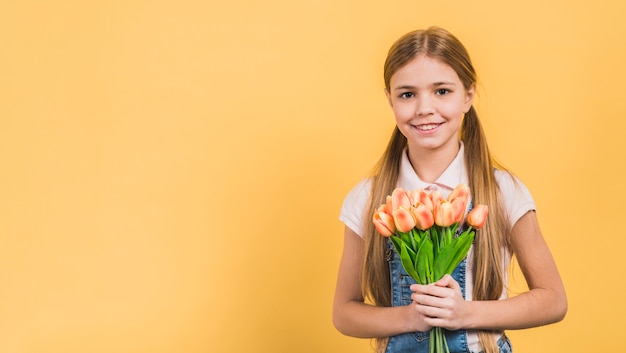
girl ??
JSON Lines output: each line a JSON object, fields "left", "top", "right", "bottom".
{"left": 332, "top": 27, "right": 567, "bottom": 353}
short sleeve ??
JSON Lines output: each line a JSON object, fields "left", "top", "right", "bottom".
{"left": 339, "top": 179, "right": 372, "bottom": 238}
{"left": 495, "top": 170, "right": 536, "bottom": 228}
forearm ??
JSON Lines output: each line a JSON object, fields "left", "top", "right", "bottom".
{"left": 333, "top": 300, "right": 423, "bottom": 338}
{"left": 468, "top": 211, "right": 568, "bottom": 331}
{"left": 466, "top": 288, "right": 567, "bottom": 330}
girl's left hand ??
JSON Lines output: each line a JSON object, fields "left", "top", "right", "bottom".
{"left": 410, "top": 274, "right": 470, "bottom": 331}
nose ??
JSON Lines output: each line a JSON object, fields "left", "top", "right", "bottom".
{"left": 416, "top": 95, "right": 435, "bottom": 117}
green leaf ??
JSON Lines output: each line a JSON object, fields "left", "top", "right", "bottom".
{"left": 411, "top": 229, "right": 419, "bottom": 248}
{"left": 400, "top": 242, "right": 420, "bottom": 281}
{"left": 449, "top": 223, "right": 459, "bottom": 237}
{"left": 430, "top": 227, "right": 439, "bottom": 254}
{"left": 389, "top": 235, "right": 403, "bottom": 255}
{"left": 416, "top": 237, "right": 433, "bottom": 284}
{"left": 399, "top": 231, "right": 411, "bottom": 246}
{"left": 433, "top": 231, "right": 475, "bottom": 280}
{"left": 409, "top": 228, "right": 418, "bottom": 250}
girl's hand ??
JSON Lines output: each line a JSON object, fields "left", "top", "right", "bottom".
{"left": 410, "top": 275, "right": 470, "bottom": 331}
{"left": 404, "top": 300, "right": 433, "bottom": 333}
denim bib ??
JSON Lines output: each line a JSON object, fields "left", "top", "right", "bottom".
{"left": 384, "top": 213, "right": 512, "bottom": 353}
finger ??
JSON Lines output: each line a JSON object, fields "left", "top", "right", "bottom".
{"left": 413, "top": 283, "right": 453, "bottom": 299}
{"left": 435, "top": 274, "right": 461, "bottom": 291}
{"left": 412, "top": 289, "right": 449, "bottom": 307}
{"left": 414, "top": 299, "right": 449, "bottom": 320}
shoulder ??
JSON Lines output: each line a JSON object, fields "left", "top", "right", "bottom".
{"left": 494, "top": 169, "right": 532, "bottom": 199}
{"left": 494, "top": 169, "right": 536, "bottom": 228}
{"left": 339, "top": 178, "right": 372, "bottom": 238}
{"left": 343, "top": 178, "right": 372, "bottom": 205}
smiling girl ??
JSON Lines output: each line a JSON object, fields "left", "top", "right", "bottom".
{"left": 332, "top": 27, "right": 567, "bottom": 353}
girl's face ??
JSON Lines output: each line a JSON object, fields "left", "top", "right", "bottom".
{"left": 386, "top": 55, "right": 475, "bottom": 155}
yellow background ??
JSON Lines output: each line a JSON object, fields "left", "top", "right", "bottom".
{"left": 1, "top": 0, "right": 624, "bottom": 352}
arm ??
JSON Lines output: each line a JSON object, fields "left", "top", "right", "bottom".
{"left": 332, "top": 226, "right": 431, "bottom": 337}
{"left": 411, "top": 211, "right": 567, "bottom": 330}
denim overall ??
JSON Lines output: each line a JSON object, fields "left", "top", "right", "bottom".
{"left": 384, "top": 217, "right": 512, "bottom": 353}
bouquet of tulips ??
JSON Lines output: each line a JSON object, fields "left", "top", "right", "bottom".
{"left": 372, "top": 184, "right": 488, "bottom": 353}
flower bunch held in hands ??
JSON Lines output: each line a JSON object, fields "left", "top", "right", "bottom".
{"left": 372, "top": 184, "right": 488, "bottom": 353}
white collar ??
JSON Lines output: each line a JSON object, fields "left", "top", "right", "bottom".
{"left": 397, "top": 142, "right": 468, "bottom": 197}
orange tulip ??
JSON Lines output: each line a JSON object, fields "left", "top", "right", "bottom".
{"left": 412, "top": 203, "right": 435, "bottom": 230}
{"left": 448, "top": 184, "right": 470, "bottom": 203}
{"left": 391, "top": 188, "right": 411, "bottom": 210}
{"left": 385, "top": 195, "right": 393, "bottom": 215}
{"left": 429, "top": 190, "right": 443, "bottom": 209}
{"left": 376, "top": 203, "right": 392, "bottom": 220}
{"left": 451, "top": 198, "right": 467, "bottom": 224}
{"left": 409, "top": 188, "right": 433, "bottom": 211}
{"left": 373, "top": 210, "right": 396, "bottom": 236}
{"left": 467, "top": 204, "right": 488, "bottom": 229}
{"left": 434, "top": 200, "right": 456, "bottom": 227}
{"left": 392, "top": 206, "right": 416, "bottom": 233}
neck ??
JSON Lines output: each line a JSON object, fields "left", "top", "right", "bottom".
{"left": 407, "top": 141, "right": 460, "bottom": 183}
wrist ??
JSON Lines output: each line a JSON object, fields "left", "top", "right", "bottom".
{"left": 403, "top": 303, "right": 430, "bottom": 333}
{"left": 463, "top": 300, "right": 481, "bottom": 330}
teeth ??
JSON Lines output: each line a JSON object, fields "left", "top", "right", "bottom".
{"left": 417, "top": 124, "right": 438, "bottom": 131}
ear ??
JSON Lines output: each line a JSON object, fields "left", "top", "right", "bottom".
{"left": 463, "top": 84, "right": 476, "bottom": 113}
{"left": 385, "top": 88, "right": 393, "bottom": 107}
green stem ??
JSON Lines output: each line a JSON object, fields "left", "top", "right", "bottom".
{"left": 429, "top": 327, "right": 450, "bottom": 353}
{"left": 409, "top": 229, "right": 417, "bottom": 252}
{"left": 430, "top": 328, "right": 435, "bottom": 353}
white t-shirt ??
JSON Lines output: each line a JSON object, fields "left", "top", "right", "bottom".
{"left": 339, "top": 143, "right": 536, "bottom": 351}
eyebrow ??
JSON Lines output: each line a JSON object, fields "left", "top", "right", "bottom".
{"left": 392, "top": 81, "right": 457, "bottom": 91}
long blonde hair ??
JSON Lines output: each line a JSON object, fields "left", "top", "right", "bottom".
{"left": 362, "top": 27, "right": 511, "bottom": 353}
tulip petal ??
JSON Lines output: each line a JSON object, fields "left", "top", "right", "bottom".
{"left": 373, "top": 211, "right": 395, "bottom": 236}
{"left": 434, "top": 200, "right": 455, "bottom": 227}
{"left": 393, "top": 206, "right": 416, "bottom": 233}
{"left": 391, "top": 188, "right": 411, "bottom": 210}
{"left": 412, "top": 203, "right": 435, "bottom": 230}
{"left": 430, "top": 190, "right": 443, "bottom": 209}
{"left": 448, "top": 184, "right": 470, "bottom": 202}
{"left": 414, "top": 189, "right": 434, "bottom": 211}
{"left": 451, "top": 198, "right": 467, "bottom": 224}
{"left": 385, "top": 195, "right": 393, "bottom": 215}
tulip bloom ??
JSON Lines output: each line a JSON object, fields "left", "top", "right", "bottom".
{"left": 409, "top": 188, "right": 433, "bottom": 211}
{"left": 429, "top": 190, "right": 443, "bottom": 209}
{"left": 467, "top": 205, "right": 488, "bottom": 229}
{"left": 448, "top": 184, "right": 469, "bottom": 223}
{"left": 434, "top": 200, "right": 456, "bottom": 227}
{"left": 385, "top": 195, "right": 393, "bottom": 215}
{"left": 391, "top": 188, "right": 411, "bottom": 210}
{"left": 412, "top": 203, "right": 435, "bottom": 230}
{"left": 448, "top": 184, "right": 470, "bottom": 203}
{"left": 451, "top": 198, "right": 467, "bottom": 224}
{"left": 373, "top": 210, "right": 396, "bottom": 236}
{"left": 392, "top": 206, "right": 416, "bottom": 233}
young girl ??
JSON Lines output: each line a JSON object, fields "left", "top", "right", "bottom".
{"left": 332, "top": 27, "right": 567, "bottom": 353}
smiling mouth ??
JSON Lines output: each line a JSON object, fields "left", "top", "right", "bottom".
{"left": 414, "top": 123, "right": 442, "bottom": 131}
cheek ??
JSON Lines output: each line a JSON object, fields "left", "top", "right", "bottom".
{"left": 391, "top": 104, "right": 414, "bottom": 120}
{"left": 440, "top": 101, "right": 466, "bottom": 118}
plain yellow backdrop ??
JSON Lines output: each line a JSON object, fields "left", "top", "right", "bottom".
{"left": 1, "top": 0, "right": 625, "bottom": 352}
